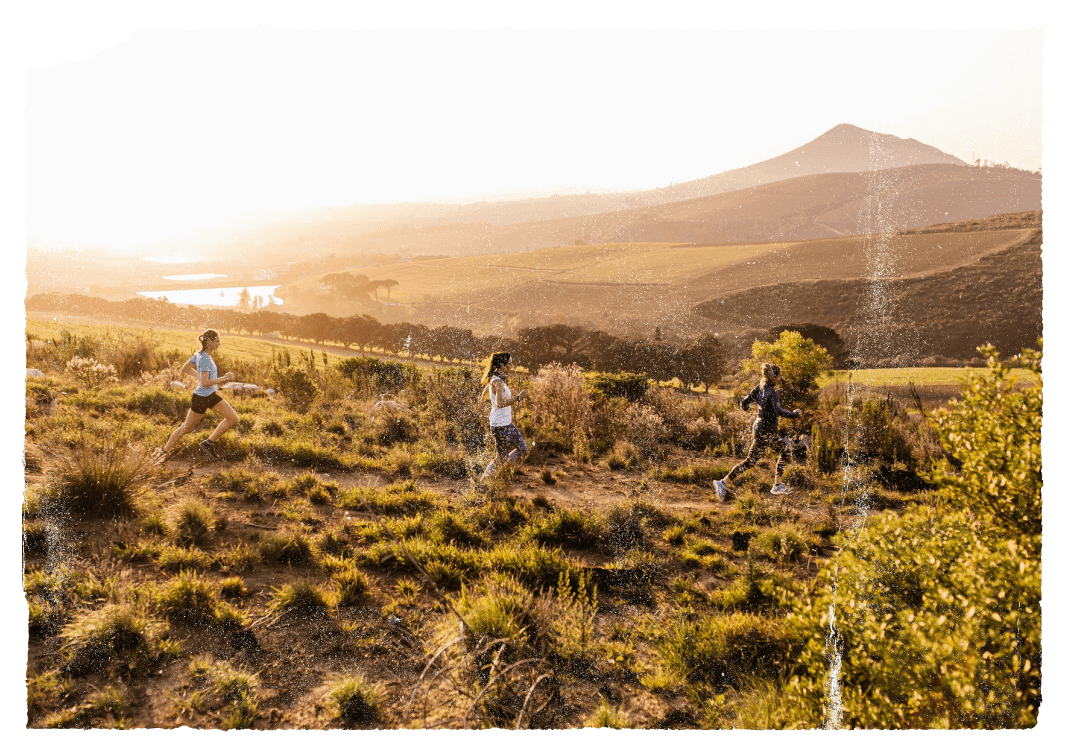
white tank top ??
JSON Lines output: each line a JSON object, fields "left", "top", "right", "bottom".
{"left": 488, "top": 376, "right": 513, "bottom": 427}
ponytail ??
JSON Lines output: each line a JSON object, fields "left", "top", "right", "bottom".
{"left": 198, "top": 329, "right": 219, "bottom": 352}
{"left": 759, "top": 362, "right": 781, "bottom": 389}
{"left": 481, "top": 352, "right": 511, "bottom": 386}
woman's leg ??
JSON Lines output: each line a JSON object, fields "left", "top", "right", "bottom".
{"left": 772, "top": 435, "right": 792, "bottom": 483}
{"left": 724, "top": 432, "right": 769, "bottom": 484}
{"left": 502, "top": 426, "right": 528, "bottom": 467}
{"left": 482, "top": 427, "right": 505, "bottom": 480}
{"left": 207, "top": 399, "right": 238, "bottom": 442}
{"left": 163, "top": 409, "right": 204, "bottom": 453}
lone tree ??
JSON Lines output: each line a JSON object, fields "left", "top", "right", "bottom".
{"left": 745, "top": 329, "right": 832, "bottom": 409}
{"left": 769, "top": 323, "right": 849, "bottom": 368}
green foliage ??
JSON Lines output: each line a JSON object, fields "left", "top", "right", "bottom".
{"left": 333, "top": 566, "right": 372, "bottom": 607}
{"left": 271, "top": 365, "right": 319, "bottom": 410}
{"left": 585, "top": 371, "right": 650, "bottom": 402}
{"left": 584, "top": 698, "right": 631, "bottom": 728}
{"left": 810, "top": 422, "right": 841, "bottom": 474}
{"left": 170, "top": 501, "right": 216, "bottom": 547}
{"left": 329, "top": 675, "right": 383, "bottom": 725}
{"left": 523, "top": 508, "right": 603, "bottom": 550}
{"left": 335, "top": 356, "right": 419, "bottom": 393}
{"left": 766, "top": 346, "right": 1042, "bottom": 728}
{"left": 746, "top": 330, "right": 832, "bottom": 407}
{"left": 48, "top": 433, "right": 153, "bottom": 519}
{"left": 930, "top": 345, "right": 1041, "bottom": 535}
{"left": 258, "top": 530, "right": 314, "bottom": 565}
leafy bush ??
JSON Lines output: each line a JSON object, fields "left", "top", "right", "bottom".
{"left": 270, "top": 366, "right": 319, "bottom": 410}
{"left": 170, "top": 501, "right": 216, "bottom": 547}
{"left": 59, "top": 604, "right": 172, "bottom": 676}
{"left": 745, "top": 330, "right": 832, "bottom": 408}
{"left": 764, "top": 345, "right": 1042, "bottom": 728}
{"left": 623, "top": 403, "right": 668, "bottom": 461}
{"left": 336, "top": 356, "right": 419, "bottom": 393}
{"left": 585, "top": 371, "right": 650, "bottom": 402}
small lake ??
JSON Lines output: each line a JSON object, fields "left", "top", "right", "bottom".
{"left": 162, "top": 273, "right": 228, "bottom": 281}
{"left": 137, "top": 285, "right": 283, "bottom": 307}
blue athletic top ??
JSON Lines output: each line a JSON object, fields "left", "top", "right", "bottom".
{"left": 190, "top": 351, "right": 218, "bottom": 397}
{"left": 741, "top": 383, "right": 798, "bottom": 434}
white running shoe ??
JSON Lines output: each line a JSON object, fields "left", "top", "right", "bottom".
{"left": 714, "top": 479, "right": 727, "bottom": 502}
{"left": 770, "top": 483, "right": 791, "bottom": 496}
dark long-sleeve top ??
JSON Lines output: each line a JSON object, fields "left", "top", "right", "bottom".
{"left": 741, "top": 383, "right": 799, "bottom": 434}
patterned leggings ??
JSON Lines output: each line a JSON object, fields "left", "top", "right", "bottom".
{"left": 725, "top": 431, "right": 791, "bottom": 482}
{"left": 484, "top": 424, "right": 528, "bottom": 477}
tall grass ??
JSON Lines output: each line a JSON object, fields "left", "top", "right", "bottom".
{"left": 48, "top": 433, "right": 154, "bottom": 518}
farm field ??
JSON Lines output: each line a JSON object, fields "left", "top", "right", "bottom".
{"left": 283, "top": 229, "right": 1026, "bottom": 313}
{"left": 276, "top": 223, "right": 1030, "bottom": 347}
{"left": 823, "top": 367, "right": 983, "bottom": 387}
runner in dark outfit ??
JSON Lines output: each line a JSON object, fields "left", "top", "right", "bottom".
{"left": 714, "top": 363, "right": 800, "bottom": 500}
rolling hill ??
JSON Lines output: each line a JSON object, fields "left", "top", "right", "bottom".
{"left": 692, "top": 211, "right": 1042, "bottom": 363}
{"left": 200, "top": 124, "right": 988, "bottom": 263}
{"left": 275, "top": 211, "right": 1039, "bottom": 364}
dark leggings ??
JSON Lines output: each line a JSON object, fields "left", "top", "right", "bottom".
{"left": 725, "top": 431, "right": 791, "bottom": 482}
{"left": 487, "top": 428, "right": 528, "bottom": 475}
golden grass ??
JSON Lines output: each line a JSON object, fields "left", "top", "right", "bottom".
{"left": 819, "top": 366, "right": 1040, "bottom": 388}
{"left": 554, "top": 242, "right": 790, "bottom": 284}
{"left": 26, "top": 318, "right": 318, "bottom": 364}
{"left": 282, "top": 227, "right": 1027, "bottom": 311}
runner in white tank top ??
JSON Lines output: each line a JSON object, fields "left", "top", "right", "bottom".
{"left": 477, "top": 352, "right": 529, "bottom": 485}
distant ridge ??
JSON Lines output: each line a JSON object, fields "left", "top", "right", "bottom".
{"left": 636, "top": 124, "right": 968, "bottom": 205}
{"left": 201, "top": 124, "right": 974, "bottom": 260}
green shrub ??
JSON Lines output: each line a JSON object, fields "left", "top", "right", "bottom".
{"left": 584, "top": 698, "right": 631, "bottom": 728}
{"left": 258, "top": 530, "right": 314, "bottom": 565}
{"left": 219, "top": 577, "right": 248, "bottom": 600}
{"left": 765, "top": 346, "right": 1042, "bottom": 728}
{"left": 585, "top": 371, "right": 650, "bottom": 402}
{"left": 780, "top": 464, "right": 814, "bottom": 490}
{"left": 745, "top": 330, "right": 831, "bottom": 409}
{"left": 333, "top": 567, "right": 372, "bottom": 607}
{"left": 48, "top": 433, "right": 153, "bottom": 519}
{"left": 810, "top": 422, "right": 842, "bottom": 474}
{"left": 336, "top": 356, "right": 418, "bottom": 393}
{"left": 271, "top": 366, "right": 319, "bottom": 410}
{"left": 156, "top": 544, "right": 214, "bottom": 571}
{"left": 329, "top": 675, "right": 383, "bottom": 725}
{"left": 659, "top": 612, "right": 793, "bottom": 687}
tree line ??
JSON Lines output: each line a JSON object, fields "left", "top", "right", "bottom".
{"left": 26, "top": 292, "right": 742, "bottom": 388}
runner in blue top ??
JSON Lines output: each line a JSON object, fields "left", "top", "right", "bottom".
{"left": 155, "top": 329, "right": 240, "bottom": 461}
{"left": 714, "top": 363, "right": 801, "bottom": 500}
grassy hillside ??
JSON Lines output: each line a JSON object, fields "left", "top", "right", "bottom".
{"left": 278, "top": 212, "right": 1035, "bottom": 352}
{"left": 23, "top": 320, "right": 1041, "bottom": 729}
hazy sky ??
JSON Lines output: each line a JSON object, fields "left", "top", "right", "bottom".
{"left": 26, "top": 26, "right": 1043, "bottom": 249}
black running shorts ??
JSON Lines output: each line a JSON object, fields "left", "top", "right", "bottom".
{"left": 190, "top": 392, "right": 223, "bottom": 414}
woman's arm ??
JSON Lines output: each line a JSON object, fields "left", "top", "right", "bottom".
{"left": 180, "top": 359, "right": 198, "bottom": 379}
{"left": 771, "top": 390, "right": 800, "bottom": 419}
{"left": 199, "top": 370, "right": 233, "bottom": 389}
{"left": 490, "top": 380, "right": 527, "bottom": 408}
